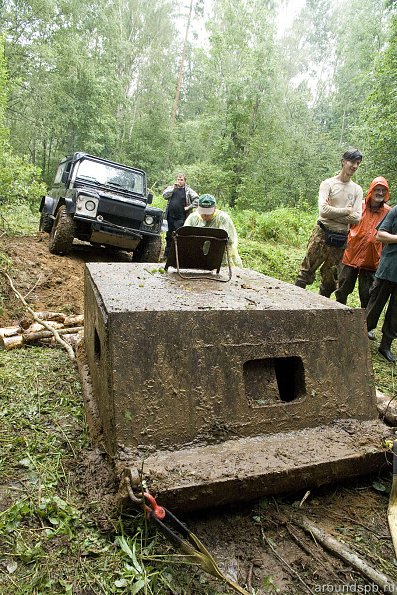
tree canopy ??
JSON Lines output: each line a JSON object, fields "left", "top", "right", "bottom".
{"left": 0, "top": 0, "right": 396, "bottom": 207}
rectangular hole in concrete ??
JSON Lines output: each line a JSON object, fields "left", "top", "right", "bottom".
{"left": 94, "top": 327, "right": 101, "bottom": 361}
{"left": 244, "top": 357, "right": 306, "bottom": 406}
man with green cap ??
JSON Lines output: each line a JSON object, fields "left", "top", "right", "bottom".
{"left": 184, "top": 194, "right": 242, "bottom": 267}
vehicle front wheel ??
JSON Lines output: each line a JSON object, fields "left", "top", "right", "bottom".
{"left": 132, "top": 236, "right": 162, "bottom": 263}
{"left": 48, "top": 206, "right": 76, "bottom": 255}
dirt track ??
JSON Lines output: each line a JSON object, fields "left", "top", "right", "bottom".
{"left": 1, "top": 233, "right": 396, "bottom": 593}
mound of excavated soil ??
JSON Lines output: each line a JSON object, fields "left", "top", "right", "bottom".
{"left": 0, "top": 234, "right": 132, "bottom": 327}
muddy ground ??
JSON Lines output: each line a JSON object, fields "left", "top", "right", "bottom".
{"left": 1, "top": 233, "right": 397, "bottom": 594}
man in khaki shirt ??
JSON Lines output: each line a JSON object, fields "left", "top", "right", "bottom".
{"left": 295, "top": 149, "right": 363, "bottom": 297}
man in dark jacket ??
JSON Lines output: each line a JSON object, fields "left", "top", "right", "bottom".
{"left": 366, "top": 205, "right": 397, "bottom": 363}
{"left": 162, "top": 173, "right": 198, "bottom": 257}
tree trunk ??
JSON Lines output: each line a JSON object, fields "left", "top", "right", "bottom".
{"left": 171, "top": 0, "right": 194, "bottom": 122}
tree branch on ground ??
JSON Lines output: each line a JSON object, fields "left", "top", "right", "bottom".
{"left": 3, "top": 271, "right": 76, "bottom": 360}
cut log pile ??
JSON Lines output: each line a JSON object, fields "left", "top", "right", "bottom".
{"left": 0, "top": 311, "right": 84, "bottom": 351}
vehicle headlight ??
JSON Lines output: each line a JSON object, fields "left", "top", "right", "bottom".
{"left": 144, "top": 214, "right": 154, "bottom": 226}
{"left": 76, "top": 195, "right": 99, "bottom": 217}
{"left": 85, "top": 200, "right": 96, "bottom": 211}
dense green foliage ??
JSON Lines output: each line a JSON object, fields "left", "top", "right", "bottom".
{"left": 358, "top": 13, "right": 397, "bottom": 193}
{"left": 0, "top": 38, "right": 46, "bottom": 207}
{"left": 1, "top": 0, "right": 396, "bottom": 210}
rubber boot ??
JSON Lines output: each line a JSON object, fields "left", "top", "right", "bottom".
{"left": 378, "top": 335, "right": 396, "bottom": 363}
{"left": 295, "top": 279, "right": 306, "bottom": 289}
{"left": 319, "top": 286, "right": 332, "bottom": 298}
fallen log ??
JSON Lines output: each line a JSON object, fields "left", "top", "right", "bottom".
{"left": 24, "top": 321, "right": 65, "bottom": 334}
{"left": 295, "top": 516, "right": 397, "bottom": 592}
{"left": 19, "top": 312, "right": 84, "bottom": 329}
{"left": 40, "top": 332, "right": 83, "bottom": 348}
{"left": 0, "top": 326, "right": 21, "bottom": 338}
{"left": 19, "top": 311, "right": 67, "bottom": 328}
{"left": 1, "top": 335, "right": 23, "bottom": 350}
{"left": 35, "top": 311, "right": 67, "bottom": 322}
{"left": 22, "top": 326, "right": 84, "bottom": 344}
{"left": 63, "top": 314, "right": 84, "bottom": 327}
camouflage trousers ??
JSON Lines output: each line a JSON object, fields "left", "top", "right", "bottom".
{"left": 295, "top": 225, "right": 345, "bottom": 297}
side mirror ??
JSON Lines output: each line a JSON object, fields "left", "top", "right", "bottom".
{"left": 147, "top": 192, "right": 153, "bottom": 204}
{"left": 61, "top": 171, "right": 69, "bottom": 184}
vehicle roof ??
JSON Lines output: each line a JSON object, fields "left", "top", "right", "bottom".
{"left": 59, "top": 152, "right": 146, "bottom": 176}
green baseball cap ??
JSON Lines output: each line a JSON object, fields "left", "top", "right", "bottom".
{"left": 198, "top": 194, "right": 216, "bottom": 214}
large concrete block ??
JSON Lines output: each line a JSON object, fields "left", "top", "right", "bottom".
{"left": 83, "top": 264, "right": 385, "bottom": 509}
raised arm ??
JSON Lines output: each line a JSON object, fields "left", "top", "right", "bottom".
{"left": 162, "top": 185, "right": 175, "bottom": 200}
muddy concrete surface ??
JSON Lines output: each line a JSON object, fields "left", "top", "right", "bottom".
{"left": 1, "top": 233, "right": 397, "bottom": 593}
{"left": 83, "top": 263, "right": 385, "bottom": 511}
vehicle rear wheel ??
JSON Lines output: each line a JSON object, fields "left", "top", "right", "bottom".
{"left": 48, "top": 206, "right": 76, "bottom": 255}
{"left": 132, "top": 236, "right": 162, "bottom": 263}
{"left": 39, "top": 212, "right": 53, "bottom": 233}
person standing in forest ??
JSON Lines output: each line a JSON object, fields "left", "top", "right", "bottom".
{"left": 366, "top": 205, "right": 397, "bottom": 363}
{"left": 295, "top": 149, "right": 363, "bottom": 297}
{"left": 162, "top": 173, "right": 198, "bottom": 258}
{"left": 335, "top": 176, "right": 391, "bottom": 310}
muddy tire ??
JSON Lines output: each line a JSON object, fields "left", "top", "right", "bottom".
{"left": 39, "top": 212, "right": 53, "bottom": 233}
{"left": 132, "top": 236, "right": 162, "bottom": 262}
{"left": 48, "top": 206, "right": 76, "bottom": 255}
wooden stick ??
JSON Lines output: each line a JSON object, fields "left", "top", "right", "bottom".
{"left": 285, "top": 524, "right": 342, "bottom": 582}
{"left": 261, "top": 529, "right": 316, "bottom": 594}
{"left": 23, "top": 274, "right": 42, "bottom": 300}
{"left": 3, "top": 272, "right": 75, "bottom": 360}
{"left": 296, "top": 516, "right": 397, "bottom": 591}
{"left": 388, "top": 440, "right": 397, "bottom": 559}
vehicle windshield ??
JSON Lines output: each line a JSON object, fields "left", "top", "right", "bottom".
{"left": 75, "top": 159, "right": 144, "bottom": 194}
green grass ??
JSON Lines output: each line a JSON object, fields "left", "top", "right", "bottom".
{"left": 0, "top": 350, "right": 237, "bottom": 594}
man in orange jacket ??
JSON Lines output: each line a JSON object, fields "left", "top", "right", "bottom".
{"left": 335, "top": 176, "right": 391, "bottom": 311}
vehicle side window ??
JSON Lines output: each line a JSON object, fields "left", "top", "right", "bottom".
{"left": 54, "top": 161, "right": 71, "bottom": 184}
